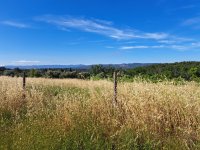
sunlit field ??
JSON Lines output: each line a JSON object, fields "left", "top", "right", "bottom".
{"left": 0, "top": 76, "right": 200, "bottom": 149}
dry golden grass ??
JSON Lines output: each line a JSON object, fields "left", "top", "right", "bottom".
{"left": 0, "top": 76, "right": 200, "bottom": 149}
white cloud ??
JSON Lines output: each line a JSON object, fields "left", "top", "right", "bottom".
{"left": 120, "top": 45, "right": 165, "bottom": 50}
{"left": 172, "top": 42, "right": 200, "bottom": 51}
{"left": 170, "top": 45, "right": 187, "bottom": 51}
{"left": 36, "top": 15, "right": 136, "bottom": 40}
{"left": 120, "top": 42, "right": 200, "bottom": 51}
{"left": 36, "top": 15, "right": 172, "bottom": 41}
{"left": 143, "top": 33, "right": 169, "bottom": 40}
{"left": 191, "top": 42, "right": 200, "bottom": 47}
{"left": 151, "top": 45, "right": 165, "bottom": 48}
{"left": 13, "top": 60, "right": 40, "bottom": 64}
{"left": 158, "top": 40, "right": 177, "bottom": 44}
{"left": 121, "top": 46, "right": 149, "bottom": 50}
{"left": 35, "top": 15, "right": 197, "bottom": 51}
{"left": 1, "top": 21, "right": 29, "bottom": 28}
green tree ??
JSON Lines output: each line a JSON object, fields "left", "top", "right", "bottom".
{"left": 90, "top": 65, "right": 105, "bottom": 76}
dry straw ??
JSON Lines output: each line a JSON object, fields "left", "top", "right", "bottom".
{"left": 0, "top": 76, "right": 200, "bottom": 149}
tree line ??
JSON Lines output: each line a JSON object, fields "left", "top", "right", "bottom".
{"left": 1, "top": 61, "right": 200, "bottom": 82}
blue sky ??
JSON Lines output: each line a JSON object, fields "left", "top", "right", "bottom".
{"left": 0, "top": 0, "right": 200, "bottom": 65}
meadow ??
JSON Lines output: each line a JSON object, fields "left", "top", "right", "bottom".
{"left": 0, "top": 76, "right": 200, "bottom": 149}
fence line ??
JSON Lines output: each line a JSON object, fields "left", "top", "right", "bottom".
{"left": 21, "top": 72, "right": 118, "bottom": 105}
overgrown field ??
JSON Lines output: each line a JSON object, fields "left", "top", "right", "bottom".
{"left": 0, "top": 76, "right": 200, "bottom": 149}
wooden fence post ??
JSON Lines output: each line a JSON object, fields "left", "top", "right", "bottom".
{"left": 23, "top": 72, "right": 26, "bottom": 90}
{"left": 22, "top": 72, "right": 26, "bottom": 99}
{"left": 113, "top": 71, "right": 118, "bottom": 106}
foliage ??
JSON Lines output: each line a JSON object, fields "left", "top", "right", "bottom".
{"left": 1, "top": 62, "right": 200, "bottom": 82}
{"left": 126, "top": 61, "right": 200, "bottom": 81}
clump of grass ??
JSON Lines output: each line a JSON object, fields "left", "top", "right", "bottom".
{"left": 0, "top": 76, "right": 200, "bottom": 149}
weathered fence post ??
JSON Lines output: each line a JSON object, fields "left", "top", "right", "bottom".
{"left": 23, "top": 72, "right": 26, "bottom": 90}
{"left": 22, "top": 72, "right": 26, "bottom": 99}
{"left": 113, "top": 71, "right": 118, "bottom": 106}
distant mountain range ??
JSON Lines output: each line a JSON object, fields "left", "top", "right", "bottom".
{"left": 5, "top": 63, "right": 156, "bottom": 69}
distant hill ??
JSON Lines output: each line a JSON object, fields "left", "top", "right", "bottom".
{"left": 5, "top": 63, "right": 155, "bottom": 69}
{"left": 5, "top": 65, "right": 89, "bottom": 70}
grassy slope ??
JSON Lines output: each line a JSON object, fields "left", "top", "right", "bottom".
{"left": 0, "top": 77, "right": 200, "bottom": 149}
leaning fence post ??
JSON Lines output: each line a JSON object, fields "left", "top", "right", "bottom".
{"left": 113, "top": 71, "right": 118, "bottom": 106}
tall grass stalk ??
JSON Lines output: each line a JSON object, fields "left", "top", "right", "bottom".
{"left": 0, "top": 76, "right": 200, "bottom": 149}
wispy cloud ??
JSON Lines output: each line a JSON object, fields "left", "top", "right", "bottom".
{"left": 36, "top": 15, "right": 135, "bottom": 40}
{"left": 182, "top": 17, "right": 200, "bottom": 29}
{"left": 168, "top": 4, "right": 197, "bottom": 13}
{"left": 158, "top": 37, "right": 192, "bottom": 44}
{"left": 158, "top": 40, "right": 177, "bottom": 44}
{"left": 182, "top": 17, "right": 200, "bottom": 25}
{"left": 169, "top": 43, "right": 200, "bottom": 51}
{"left": 13, "top": 60, "right": 40, "bottom": 64}
{"left": 120, "top": 45, "right": 165, "bottom": 50}
{"left": 191, "top": 42, "right": 200, "bottom": 47}
{"left": 36, "top": 15, "right": 170, "bottom": 40}
{"left": 179, "top": 5, "right": 197, "bottom": 10}
{"left": 143, "top": 33, "right": 169, "bottom": 40}
{"left": 1, "top": 21, "right": 29, "bottom": 28}
{"left": 120, "top": 42, "right": 200, "bottom": 51}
